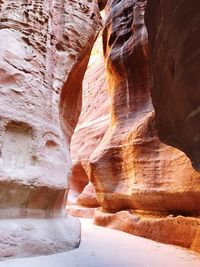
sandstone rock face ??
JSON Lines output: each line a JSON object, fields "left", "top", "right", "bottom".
{"left": 0, "top": 0, "right": 101, "bottom": 212}
{"left": 94, "top": 209, "right": 200, "bottom": 253}
{"left": 145, "top": 1, "right": 200, "bottom": 171}
{"left": 76, "top": 182, "right": 99, "bottom": 207}
{"left": 90, "top": 0, "right": 152, "bottom": 211}
{"left": 0, "top": 0, "right": 102, "bottom": 258}
{"left": 68, "top": 35, "right": 109, "bottom": 208}
{"left": 55, "top": 0, "right": 200, "bottom": 251}
{"left": 89, "top": 0, "right": 200, "bottom": 215}
{"left": 0, "top": 216, "right": 81, "bottom": 260}
{"left": 68, "top": 1, "right": 200, "bottom": 218}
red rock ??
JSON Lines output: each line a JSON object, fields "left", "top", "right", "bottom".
{"left": 76, "top": 182, "right": 99, "bottom": 208}
{"left": 66, "top": 205, "right": 96, "bottom": 219}
{"left": 58, "top": 0, "right": 200, "bottom": 252}
{"left": 145, "top": 0, "right": 200, "bottom": 171}
{"left": 2, "top": 0, "right": 198, "bottom": 256}
{"left": 94, "top": 209, "right": 200, "bottom": 254}
{"left": 68, "top": 35, "right": 110, "bottom": 207}
{"left": 89, "top": 0, "right": 200, "bottom": 215}
{"left": 98, "top": 0, "right": 108, "bottom": 10}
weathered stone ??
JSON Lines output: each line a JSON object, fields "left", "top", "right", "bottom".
{"left": 94, "top": 209, "right": 200, "bottom": 253}
{"left": 0, "top": 215, "right": 80, "bottom": 261}
{"left": 0, "top": 0, "right": 102, "bottom": 258}
{"left": 145, "top": 0, "right": 200, "bottom": 171}
{"left": 68, "top": 34, "right": 109, "bottom": 207}
{"left": 0, "top": 0, "right": 101, "bottom": 212}
{"left": 88, "top": 0, "right": 200, "bottom": 215}
{"left": 61, "top": 0, "right": 200, "bottom": 253}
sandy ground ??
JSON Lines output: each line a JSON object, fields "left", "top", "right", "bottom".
{"left": 0, "top": 218, "right": 200, "bottom": 267}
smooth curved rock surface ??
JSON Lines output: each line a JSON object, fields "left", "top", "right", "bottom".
{"left": 68, "top": 35, "right": 109, "bottom": 207}
{"left": 90, "top": 0, "right": 152, "bottom": 211}
{"left": 89, "top": 0, "right": 200, "bottom": 216}
{"left": 76, "top": 182, "right": 99, "bottom": 207}
{"left": 52, "top": 0, "right": 200, "bottom": 251}
{"left": 145, "top": 0, "right": 200, "bottom": 171}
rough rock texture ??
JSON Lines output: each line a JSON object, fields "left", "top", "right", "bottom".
{"left": 0, "top": 0, "right": 101, "bottom": 212}
{"left": 1, "top": 219, "right": 200, "bottom": 267}
{"left": 145, "top": 1, "right": 200, "bottom": 171}
{"left": 0, "top": 215, "right": 80, "bottom": 261}
{"left": 90, "top": 0, "right": 152, "bottom": 211}
{"left": 94, "top": 209, "right": 200, "bottom": 253}
{"left": 88, "top": 0, "right": 200, "bottom": 214}
{"left": 0, "top": 0, "right": 102, "bottom": 258}
{"left": 64, "top": 0, "right": 200, "bottom": 253}
{"left": 68, "top": 35, "right": 109, "bottom": 208}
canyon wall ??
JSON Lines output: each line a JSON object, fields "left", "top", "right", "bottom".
{"left": 145, "top": 0, "right": 200, "bottom": 172}
{"left": 67, "top": 35, "right": 109, "bottom": 217}
{"left": 91, "top": 0, "right": 200, "bottom": 215}
{"left": 0, "top": 0, "right": 102, "bottom": 259}
{"left": 70, "top": 0, "right": 200, "bottom": 253}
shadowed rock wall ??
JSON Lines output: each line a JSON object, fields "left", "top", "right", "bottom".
{"left": 145, "top": 0, "right": 200, "bottom": 172}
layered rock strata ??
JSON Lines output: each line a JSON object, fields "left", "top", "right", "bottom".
{"left": 0, "top": 0, "right": 102, "bottom": 258}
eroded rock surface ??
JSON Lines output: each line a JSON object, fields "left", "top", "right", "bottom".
{"left": 0, "top": 0, "right": 101, "bottom": 212}
{"left": 68, "top": 35, "right": 109, "bottom": 208}
{"left": 89, "top": 0, "right": 200, "bottom": 215}
{"left": 0, "top": 216, "right": 80, "bottom": 260}
{"left": 1, "top": 219, "right": 200, "bottom": 267}
{"left": 66, "top": 0, "right": 200, "bottom": 253}
{"left": 0, "top": 0, "right": 102, "bottom": 258}
{"left": 145, "top": 0, "right": 200, "bottom": 171}
{"left": 94, "top": 209, "right": 200, "bottom": 253}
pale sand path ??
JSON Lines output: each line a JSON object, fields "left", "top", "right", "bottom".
{"left": 0, "top": 218, "right": 200, "bottom": 267}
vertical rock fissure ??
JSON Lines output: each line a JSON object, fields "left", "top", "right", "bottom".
{"left": 66, "top": 23, "right": 109, "bottom": 217}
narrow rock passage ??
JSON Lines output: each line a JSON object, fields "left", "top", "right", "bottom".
{"left": 1, "top": 219, "right": 200, "bottom": 267}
